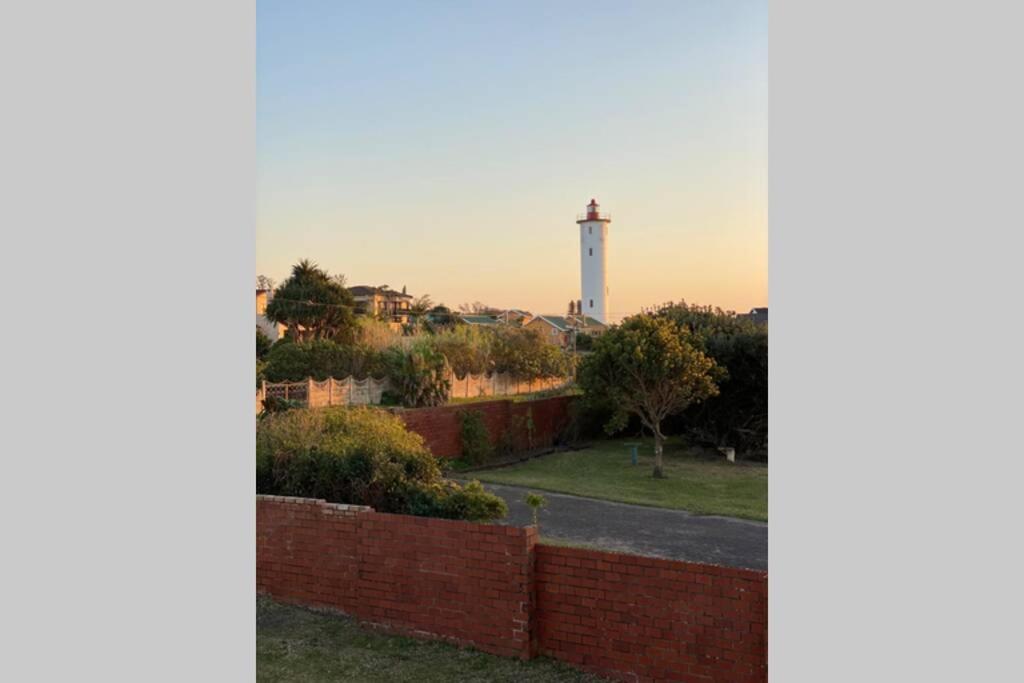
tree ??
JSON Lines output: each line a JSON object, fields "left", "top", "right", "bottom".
{"left": 256, "top": 274, "right": 276, "bottom": 291}
{"left": 410, "top": 294, "right": 434, "bottom": 318}
{"left": 652, "top": 301, "right": 768, "bottom": 456}
{"left": 264, "top": 260, "right": 357, "bottom": 343}
{"left": 578, "top": 315, "right": 721, "bottom": 478}
{"left": 458, "top": 301, "right": 499, "bottom": 315}
{"left": 256, "top": 326, "right": 272, "bottom": 359}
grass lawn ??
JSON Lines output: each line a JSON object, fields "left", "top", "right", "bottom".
{"left": 470, "top": 437, "right": 767, "bottom": 522}
{"left": 257, "top": 596, "right": 603, "bottom": 683}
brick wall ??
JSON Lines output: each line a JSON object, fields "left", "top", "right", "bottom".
{"left": 535, "top": 545, "right": 767, "bottom": 682}
{"left": 394, "top": 395, "right": 574, "bottom": 459}
{"left": 257, "top": 495, "right": 767, "bottom": 682}
{"left": 257, "top": 495, "right": 537, "bottom": 659}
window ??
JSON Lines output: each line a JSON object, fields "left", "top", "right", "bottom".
{"left": 588, "top": 226, "right": 592, "bottom": 234}
{"left": 589, "top": 248, "right": 592, "bottom": 256}
{"left": 589, "top": 299, "right": 594, "bottom": 308}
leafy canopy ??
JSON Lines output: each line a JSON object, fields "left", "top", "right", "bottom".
{"left": 578, "top": 314, "right": 721, "bottom": 437}
{"left": 265, "top": 260, "right": 357, "bottom": 342}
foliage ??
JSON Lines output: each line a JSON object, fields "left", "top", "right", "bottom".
{"left": 431, "top": 325, "right": 492, "bottom": 376}
{"left": 409, "top": 294, "right": 434, "bottom": 318}
{"left": 355, "top": 317, "right": 405, "bottom": 352}
{"left": 489, "top": 327, "right": 573, "bottom": 379}
{"left": 265, "top": 260, "right": 358, "bottom": 343}
{"left": 262, "top": 339, "right": 385, "bottom": 382}
{"left": 525, "top": 492, "right": 548, "bottom": 528}
{"left": 260, "top": 395, "right": 304, "bottom": 416}
{"left": 256, "top": 406, "right": 506, "bottom": 522}
{"left": 578, "top": 314, "right": 721, "bottom": 477}
{"left": 458, "top": 409, "right": 494, "bottom": 465}
{"left": 382, "top": 342, "right": 451, "bottom": 407}
{"left": 257, "top": 326, "right": 273, "bottom": 359}
{"left": 573, "top": 332, "right": 595, "bottom": 351}
{"left": 257, "top": 358, "right": 268, "bottom": 389}
{"left": 652, "top": 302, "right": 768, "bottom": 456}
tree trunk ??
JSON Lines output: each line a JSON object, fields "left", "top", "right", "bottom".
{"left": 653, "top": 427, "right": 666, "bottom": 479}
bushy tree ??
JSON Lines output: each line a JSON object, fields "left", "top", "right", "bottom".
{"left": 265, "top": 260, "right": 357, "bottom": 342}
{"left": 578, "top": 314, "right": 721, "bottom": 478}
{"left": 431, "top": 325, "right": 492, "bottom": 376}
{"left": 490, "top": 327, "right": 573, "bottom": 378}
{"left": 262, "top": 339, "right": 385, "bottom": 382}
{"left": 256, "top": 406, "right": 507, "bottom": 521}
{"left": 653, "top": 301, "right": 768, "bottom": 456}
{"left": 382, "top": 341, "right": 451, "bottom": 407}
{"left": 256, "top": 327, "right": 272, "bottom": 359}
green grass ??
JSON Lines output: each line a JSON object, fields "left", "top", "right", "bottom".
{"left": 257, "top": 596, "right": 604, "bottom": 683}
{"left": 471, "top": 438, "right": 767, "bottom": 522}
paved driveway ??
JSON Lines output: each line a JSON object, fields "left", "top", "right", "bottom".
{"left": 479, "top": 482, "right": 767, "bottom": 571}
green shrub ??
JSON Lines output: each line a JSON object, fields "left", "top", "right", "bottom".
{"left": 260, "top": 395, "right": 304, "bottom": 416}
{"left": 383, "top": 342, "right": 451, "bottom": 407}
{"left": 458, "top": 410, "right": 494, "bottom": 465}
{"left": 257, "top": 327, "right": 273, "bottom": 359}
{"left": 263, "top": 339, "right": 385, "bottom": 382}
{"left": 256, "top": 406, "right": 505, "bottom": 522}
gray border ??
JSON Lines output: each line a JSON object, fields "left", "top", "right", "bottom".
{"left": 771, "top": 1, "right": 1023, "bottom": 680}
{"left": 0, "top": 1, "right": 255, "bottom": 679}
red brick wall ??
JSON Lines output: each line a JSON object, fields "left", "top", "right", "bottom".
{"left": 394, "top": 395, "right": 574, "bottom": 459}
{"left": 536, "top": 545, "right": 767, "bottom": 682}
{"left": 257, "top": 495, "right": 768, "bottom": 681}
{"left": 257, "top": 495, "right": 537, "bottom": 659}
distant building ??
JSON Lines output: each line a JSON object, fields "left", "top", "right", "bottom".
{"left": 460, "top": 314, "right": 502, "bottom": 327}
{"left": 526, "top": 314, "right": 608, "bottom": 348}
{"left": 739, "top": 307, "right": 768, "bottom": 325}
{"left": 256, "top": 289, "right": 287, "bottom": 341}
{"left": 348, "top": 285, "right": 413, "bottom": 324}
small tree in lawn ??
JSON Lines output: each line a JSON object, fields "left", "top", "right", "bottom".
{"left": 578, "top": 315, "right": 721, "bottom": 478}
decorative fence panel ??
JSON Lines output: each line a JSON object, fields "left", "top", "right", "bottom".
{"left": 256, "top": 372, "right": 569, "bottom": 413}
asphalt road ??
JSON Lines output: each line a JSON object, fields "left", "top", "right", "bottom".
{"left": 480, "top": 482, "right": 767, "bottom": 571}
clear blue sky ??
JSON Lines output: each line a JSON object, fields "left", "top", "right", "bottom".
{"left": 258, "top": 1, "right": 767, "bottom": 319}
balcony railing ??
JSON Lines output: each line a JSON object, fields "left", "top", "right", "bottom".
{"left": 576, "top": 212, "right": 611, "bottom": 222}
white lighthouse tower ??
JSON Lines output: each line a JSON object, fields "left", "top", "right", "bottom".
{"left": 577, "top": 198, "right": 610, "bottom": 324}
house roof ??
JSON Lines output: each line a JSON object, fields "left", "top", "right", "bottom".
{"left": 742, "top": 307, "right": 768, "bottom": 324}
{"left": 348, "top": 285, "right": 413, "bottom": 299}
{"left": 532, "top": 315, "right": 607, "bottom": 332}
{"left": 460, "top": 315, "right": 501, "bottom": 325}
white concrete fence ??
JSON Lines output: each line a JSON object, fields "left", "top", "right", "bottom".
{"left": 257, "top": 372, "right": 569, "bottom": 413}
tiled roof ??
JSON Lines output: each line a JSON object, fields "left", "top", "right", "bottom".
{"left": 533, "top": 315, "right": 607, "bottom": 332}
{"left": 460, "top": 315, "right": 501, "bottom": 325}
{"left": 348, "top": 285, "right": 413, "bottom": 299}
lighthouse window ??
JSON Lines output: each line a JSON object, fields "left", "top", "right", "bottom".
{"left": 589, "top": 299, "right": 594, "bottom": 308}
{"left": 589, "top": 248, "right": 592, "bottom": 256}
{"left": 588, "top": 226, "right": 592, "bottom": 234}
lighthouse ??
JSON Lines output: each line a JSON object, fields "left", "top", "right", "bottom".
{"left": 576, "top": 198, "right": 610, "bottom": 324}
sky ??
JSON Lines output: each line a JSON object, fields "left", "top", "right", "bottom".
{"left": 257, "top": 1, "right": 767, "bottom": 321}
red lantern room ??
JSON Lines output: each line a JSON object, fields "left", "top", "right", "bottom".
{"left": 586, "top": 199, "right": 599, "bottom": 220}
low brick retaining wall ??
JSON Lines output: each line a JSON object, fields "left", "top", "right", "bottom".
{"left": 257, "top": 495, "right": 767, "bottom": 682}
{"left": 394, "top": 395, "right": 575, "bottom": 459}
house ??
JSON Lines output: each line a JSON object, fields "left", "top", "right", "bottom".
{"left": 495, "top": 309, "right": 533, "bottom": 326}
{"left": 460, "top": 314, "right": 502, "bottom": 326}
{"left": 458, "top": 309, "right": 533, "bottom": 327}
{"left": 348, "top": 285, "right": 414, "bottom": 324}
{"left": 526, "top": 314, "right": 608, "bottom": 348}
{"left": 739, "top": 307, "right": 768, "bottom": 325}
{"left": 256, "top": 289, "right": 287, "bottom": 341}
